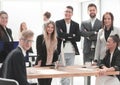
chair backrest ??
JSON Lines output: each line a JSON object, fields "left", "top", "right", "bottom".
{"left": 0, "top": 78, "right": 19, "bottom": 85}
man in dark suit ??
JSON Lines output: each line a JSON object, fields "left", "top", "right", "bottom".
{"left": 0, "top": 30, "right": 34, "bottom": 85}
{"left": 80, "top": 3, "right": 102, "bottom": 85}
{"left": 56, "top": 6, "right": 81, "bottom": 85}
{"left": 0, "top": 11, "right": 13, "bottom": 63}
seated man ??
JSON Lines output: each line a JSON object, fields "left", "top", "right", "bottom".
{"left": 1, "top": 30, "right": 34, "bottom": 85}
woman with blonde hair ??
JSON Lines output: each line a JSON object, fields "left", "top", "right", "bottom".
{"left": 35, "top": 21, "right": 60, "bottom": 85}
{"left": 20, "top": 22, "right": 27, "bottom": 32}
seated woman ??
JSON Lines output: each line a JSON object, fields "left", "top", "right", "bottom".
{"left": 95, "top": 34, "right": 120, "bottom": 85}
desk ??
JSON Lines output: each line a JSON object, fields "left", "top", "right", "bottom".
{"left": 27, "top": 65, "right": 119, "bottom": 79}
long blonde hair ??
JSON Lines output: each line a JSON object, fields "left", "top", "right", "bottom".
{"left": 43, "top": 21, "right": 57, "bottom": 56}
{"left": 20, "top": 22, "right": 27, "bottom": 32}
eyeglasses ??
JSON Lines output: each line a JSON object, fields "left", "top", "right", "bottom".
{"left": 21, "top": 39, "right": 34, "bottom": 43}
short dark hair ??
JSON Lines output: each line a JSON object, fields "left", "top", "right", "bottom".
{"left": 66, "top": 6, "right": 73, "bottom": 12}
{"left": 0, "top": 11, "right": 8, "bottom": 16}
{"left": 44, "top": 11, "right": 51, "bottom": 19}
{"left": 109, "top": 34, "right": 120, "bottom": 46}
{"left": 88, "top": 3, "right": 97, "bottom": 10}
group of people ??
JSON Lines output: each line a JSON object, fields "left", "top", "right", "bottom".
{"left": 0, "top": 3, "right": 120, "bottom": 85}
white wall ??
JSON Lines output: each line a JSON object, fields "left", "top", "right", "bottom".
{"left": 101, "top": 0, "right": 120, "bottom": 27}
{"left": 0, "top": 0, "right": 81, "bottom": 53}
{"left": 1, "top": 0, "right": 120, "bottom": 53}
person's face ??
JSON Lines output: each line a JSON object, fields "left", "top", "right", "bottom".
{"left": 64, "top": 8, "right": 73, "bottom": 20}
{"left": 46, "top": 23, "right": 54, "bottom": 35}
{"left": 88, "top": 6, "right": 97, "bottom": 18}
{"left": 0, "top": 14, "right": 8, "bottom": 27}
{"left": 21, "top": 23, "right": 27, "bottom": 31}
{"left": 20, "top": 37, "right": 33, "bottom": 51}
{"left": 43, "top": 15, "right": 48, "bottom": 22}
{"left": 103, "top": 14, "right": 112, "bottom": 28}
{"left": 106, "top": 37, "right": 116, "bottom": 49}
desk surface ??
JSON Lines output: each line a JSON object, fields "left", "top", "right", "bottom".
{"left": 27, "top": 65, "right": 119, "bottom": 79}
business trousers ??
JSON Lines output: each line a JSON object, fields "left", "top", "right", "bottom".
{"left": 38, "top": 78, "right": 52, "bottom": 85}
{"left": 83, "top": 48, "right": 95, "bottom": 85}
{"left": 60, "top": 53, "right": 75, "bottom": 85}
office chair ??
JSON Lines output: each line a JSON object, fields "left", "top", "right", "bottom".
{"left": 0, "top": 78, "right": 19, "bottom": 85}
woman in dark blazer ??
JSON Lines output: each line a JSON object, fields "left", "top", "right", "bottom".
{"left": 0, "top": 11, "right": 13, "bottom": 63}
{"left": 35, "top": 21, "right": 60, "bottom": 85}
{"left": 95, "top": 34, "right": 120, "bottom": 85}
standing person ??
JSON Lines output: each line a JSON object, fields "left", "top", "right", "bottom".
{"left": 43, "top": 11, "right": 51, "bottom": 24}
{"left": 35, "top": 21, "right": 59, "bottom": 85}
{"left": 56, "top": 6, "right": 80, "bottom": 85}
{"left": 1, "top": 30, "right": 34, "bottom": 85}
{"left": 80, "top": 3, "right": 102, "bottom": 85}
{"left": 94, "top": 12, "right": 120, "bottom": 65}
{"left": 20, "top": 22, "right": 27, "bottom": 33}
{"left": 95, "top": 34, "right": 120, "bottom": 85}
{"left": 42, "top": 11, "right": 51, "bottom": 33}
{"left": 19, "top": 22, "right": 33, "bottom": 66}
{"left": 0, "top": 11, "right": 13, "bottom": 63}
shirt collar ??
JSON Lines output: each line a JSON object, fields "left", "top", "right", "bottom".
{"left": 18, "top": 45, "right": 26, "bottom": 57}
{"left": 105, "top": 26, "right": 113, "bottom": 31}
{"left": 90, "top": 17, "right": 96, "bottom": 22}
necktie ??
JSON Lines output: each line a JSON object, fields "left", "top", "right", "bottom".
{"left": 24, "top": 52, "right": 29, "bottom": 62}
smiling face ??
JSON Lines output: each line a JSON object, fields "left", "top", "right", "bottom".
{"left": 64, "top": 7, "right": 73, "bottom": 20}
{"left": 106, "top": 37, "right": 116, "bottom": 50}
{"left": 88, "top": 6, "right": 97, "bottom": 18}
{"left": 0, "top": 13, "right": 8, "bottom": 27}
{"left": 20, "top": 36, "right": 33, "bottom": 51}
{"left": 103, "top": 14, "right": 112, "bottom": 28}
{"left": 19, "top": 30, "right": 34, "bottom": 51}
{"left": 46, "top": 23, "right": 54, "bottom": 35}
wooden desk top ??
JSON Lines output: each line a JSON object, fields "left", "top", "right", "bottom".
{"left": 27, "top": 65, "right": 119, "bottom": 79}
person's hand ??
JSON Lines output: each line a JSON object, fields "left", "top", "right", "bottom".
{"left": 107, "top": 67, "right": 115, "bottom": 72}
{"left": 98, "top": 66, "right": 109, "bottom": 76}
{"left": 38, "top": 60, "right": 41, "bottom": 66}
{"left": 34, "top": 65, "right": 39, "bottom": 67}
{"left": 92, "top": 61, "right": 97, "bottom": 66}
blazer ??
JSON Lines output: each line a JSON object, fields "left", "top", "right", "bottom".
{"left": 0, "top": 25, "right": 14, "bottom": 63}
{"left": 35, "top": 35, "right": 59, "bottom": 66}
{"left": 0, "top": 25, "right": 13, "bottom": 42}
{"left": 81, "top": 18, "right": 102, "bottom": 54}
{"left": 94, "top": 27, "right": 120, "bottom": 61}
{"left": 99, "top": 48, "right": 120, "bottom": 81}
{"left": 56, "top": 19, "right": 81, "bottom": 55}
{"left": 1, "top": 47, "right": 30, "bottom": 85}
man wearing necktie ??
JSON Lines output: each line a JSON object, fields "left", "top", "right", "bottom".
{"left": 0, "top": 11, "right": 13, "bottom": 63}
{"left": 1, "top": 30, "right": 34, "bottom": 85}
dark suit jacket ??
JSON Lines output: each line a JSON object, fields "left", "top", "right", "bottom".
{"left": 0, "top": 47, "right": 30, "bottom": 85}
{"left": 100, "top": 48, "right": 120, "bottom": 81}
{"left": 0, "top": 25, "right": 14, "bottom": 63}
{"left": 81, "top": 19, "right": 102, "bottom": 54}
{"left": 35, "top": 35, "right": 59, "bottom": 66}
{"left": 56, "top": 19, "right": 80, "bottom": 55}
